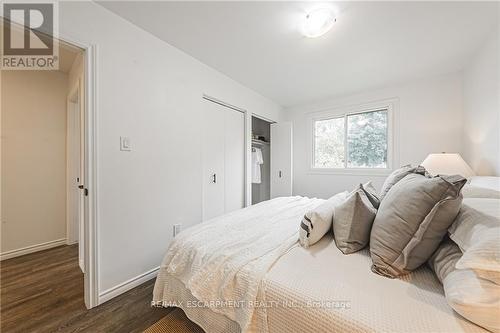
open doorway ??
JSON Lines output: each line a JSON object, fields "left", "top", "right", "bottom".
{"left": 251, "top": 116, "right": 272, "bottom": 204}
{"left": 1, "top": 32, "right": 87, "bottom": 304}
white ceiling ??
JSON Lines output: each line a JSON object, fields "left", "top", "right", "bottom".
{"left": 98, "top": 1, "right": 498, "bottom": 107}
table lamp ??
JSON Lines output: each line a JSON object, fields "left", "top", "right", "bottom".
{"left": 421, "top": 153, "right": 475, "bottom": 178}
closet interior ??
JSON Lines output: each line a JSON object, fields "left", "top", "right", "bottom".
{"left": 251, "top": 116, "right": 272, "bottom": 204}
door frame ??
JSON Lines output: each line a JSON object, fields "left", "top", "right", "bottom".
{"left": 59, "top": 34, "right": 99, "bottom": 309}
{"left": 249, "top": 114, "right": 276, "bottom": 206}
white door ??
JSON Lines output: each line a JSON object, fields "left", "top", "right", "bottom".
{"left": 67, "top": 82, "right": 85, "bottom": 273}
{"left": 224, "top": 108, "right": 245, "bottom": 213}
{"left": 67, "top": 101, "right": 81, "bottom": 245}
{"left": 202, "top": 101, "right": 226, "bottom": 220}
{"left": 202, "top": 99, "right": 245, "bottom": 220}
{"left": 270, "top": 122, "right": 293, "bottom": 198}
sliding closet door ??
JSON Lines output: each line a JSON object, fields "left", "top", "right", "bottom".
{"left": 202, "top": 98, "right": 245, "bottom": 221}
{"left": 202, "top": 101, "right": 226, "bottom": 220}
{"left": 224, "top": 109, "right": 245, "bottom": 213}
{"left": 270, "top": 122, "right": 293, "bottom": 198}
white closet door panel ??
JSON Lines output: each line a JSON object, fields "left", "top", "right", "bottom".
{"left": 270, "top": 122, "right": 293, "bottom": 198}
{"left": 202, "top": 101, "right": 226, "bottom": 220}
{"left": 224, "top": 109, "right": 245, "bottom": 213}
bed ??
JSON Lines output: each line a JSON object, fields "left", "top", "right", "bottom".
{"left": 152, "top": 196, "right": 488, "bottom": 333}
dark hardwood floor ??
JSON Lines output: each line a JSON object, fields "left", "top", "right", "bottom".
{"left": 0, "top": 245, "right": 171, "bottom": 333}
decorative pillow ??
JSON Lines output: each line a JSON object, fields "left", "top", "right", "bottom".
{"left": 370, "top": 173, "right": 466, "bottom": 278}
{"left": 445, "top": 269, "right": 500, "bottom": 333}
{"left": 456, "top": 228, "right": 500, "bottom": 274}
{"left": 361, "top": 181, "right": 380, "bottom": 209}
{"left": 427, "top": 238, "right": 462, "bottom": 283}
{"left": 473, "top": 269, "right": 500, "bottom": 285}
{"left": 379, "top": 165, "right": 427, "bottom": 200}
{"left": 333, "top": 184, "right": 377, "bottom": 254}
{"left": 299, "top": 191, "right": 348, "bottom": 248}
{"left": 429, "top": 239, "right": 500, "bottom": 333}
{"left": 448, "top": 198, "right": 500, "bottom": 252}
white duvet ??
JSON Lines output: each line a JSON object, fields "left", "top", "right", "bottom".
{"left": 153, "top": 196, "right": 324, "bottom": 332}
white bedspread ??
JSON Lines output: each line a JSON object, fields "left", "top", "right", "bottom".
{"left": 154, "top": 236, "right": 488, "bottom": 333}
{"left": 153, "top": 196, "right": 324, "bottom": 332}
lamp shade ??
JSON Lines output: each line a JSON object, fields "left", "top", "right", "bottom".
{"left": 421, "top": 153, "right": 475, "bottom": 178}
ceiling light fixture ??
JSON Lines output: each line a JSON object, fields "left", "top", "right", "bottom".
{"left": 302, "top": 7, "right": 336, "bottom": 38}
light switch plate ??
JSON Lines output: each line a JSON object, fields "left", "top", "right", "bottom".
{"left": 120, "top": 136, "right": 131, "bottom": 151}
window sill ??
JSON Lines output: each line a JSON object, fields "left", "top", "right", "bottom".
{"left": 307, "top": 168, "right": 392, "bottom": 177}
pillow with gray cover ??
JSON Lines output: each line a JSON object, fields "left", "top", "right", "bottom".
{"left": 370, "top": 173, "right": 466, "bottom": 278}
{"left": 379, "top": 165, "right": 427, "bottom": 200}
{"left": 361, "top": 181, "right": 380, "bottom": 209}
{"left": 333, "top": 183, "right": 378, "bottom": 254}
{"left": 428, "top": 239, "right": 500, "bottom": 333}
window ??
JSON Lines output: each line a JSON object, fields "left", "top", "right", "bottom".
{"left": 312, "top": 109, "right": 389, "bottom": 170}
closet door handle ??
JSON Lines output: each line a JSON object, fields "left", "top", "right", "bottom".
{"left": 212, "top": 173, "right": 217, "bottom": 184}
{"left": 278, "top": 171, "right": 282, "bottom": 178}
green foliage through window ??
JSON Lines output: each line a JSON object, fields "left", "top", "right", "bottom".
{"left": 313, "top": 109, "right": 388, "bottom": 169}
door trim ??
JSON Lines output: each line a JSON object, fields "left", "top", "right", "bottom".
{"left": 203, "top": 94, "right": 246, "bottom": 114}
{"left": 58, "top": 32, "right": 99, "bottom": 309}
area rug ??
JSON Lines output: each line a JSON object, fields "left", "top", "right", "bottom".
{"left": 144, "top": 308, "right": 205, "bottom": 333}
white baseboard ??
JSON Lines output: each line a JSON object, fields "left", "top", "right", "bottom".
{"left": 0, "top": 238, "right": 67, "bottom": 261}
{"left": 98, "top": 266, "right": 160, "bottom": 304}
{"left": 79, "top": 258, "right": 85, "bottom": 273}
{"left": 66, "top": 239, "right": 78, "bottom": 246}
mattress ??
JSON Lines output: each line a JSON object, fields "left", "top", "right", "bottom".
{"left": 162, "top": 234, "right": 487, "bottom": 333}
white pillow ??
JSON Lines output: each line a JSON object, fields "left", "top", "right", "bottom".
{"left": 299, "top": 191, "right": 348, "bottom": 248}
{"left": 444, "top": 269, "right": 500, "bottom": 333}
{"left": 449, "top": 198, "right": 500, "bottom": 286}
{"left": 448, "top": 198, "right": 500, "bottom": 252}
{"left": 429, "top": 239, "right": 500, "bottom": 332}
{"left": 456, "top": 228, "right": 500, "bottom": 273}
{"left": 462, "top": 185, "right": 500, "bottom": 199}
{"left": 469, "top": 176, "right": 500, "bottom": 192}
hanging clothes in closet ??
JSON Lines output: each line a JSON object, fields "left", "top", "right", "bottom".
{"left": 252, "top": 147, "right": 264, "bottom": 184}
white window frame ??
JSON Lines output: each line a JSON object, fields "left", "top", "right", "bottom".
{"left": 308, "top": 98, "right": 399, "bottom": 176}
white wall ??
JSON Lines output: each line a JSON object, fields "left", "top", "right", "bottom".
{"left": 285, "top": 73, "right": 464, "bottom": 199}
{"left": 462, "top": 31, "right": 500, "bottom": 176}
{"left": 1, "top": 71, "right": 68, "bottom": 254}
{"left": 58, "top": 2, "right": 282, "bottom": 297}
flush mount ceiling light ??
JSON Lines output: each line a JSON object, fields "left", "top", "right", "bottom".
{"left": 302, "top": 7, "right": 337, "bottom": 38}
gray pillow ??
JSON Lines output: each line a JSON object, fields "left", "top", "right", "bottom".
{"left": 370, "top": 173, "right": 466, "bottom": 278}
{"left": 333, "top": 184, "right": 377, "bottom": 254}
{"left": 361, "top": 181, "right": 380, "bottom": 209}
{"left": 379, "top": 165, "right": 427, "bottom": 200}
